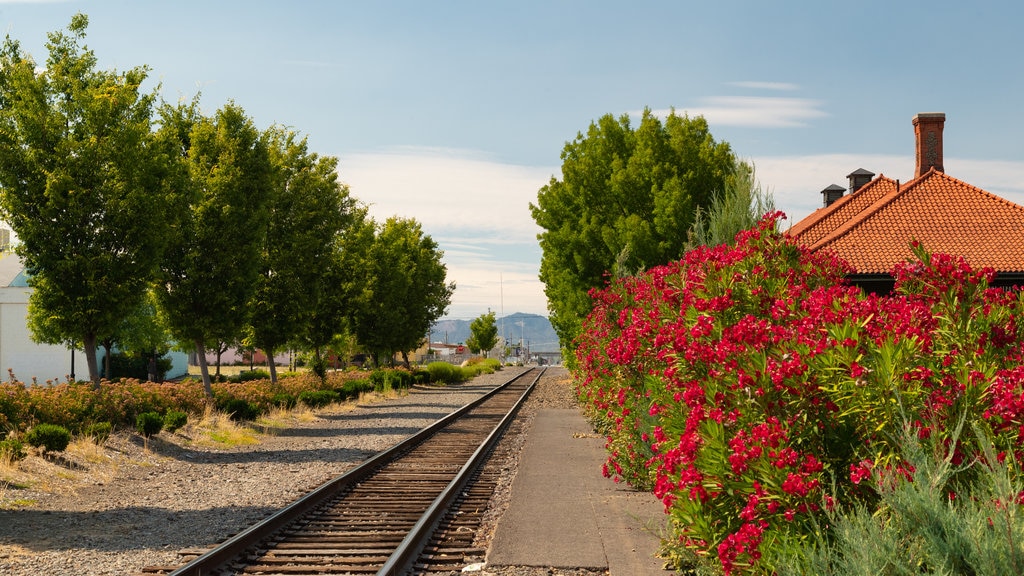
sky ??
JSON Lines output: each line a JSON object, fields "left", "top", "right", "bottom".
{"left": 1, "top": 1, "right": 1022, "bottom": 321}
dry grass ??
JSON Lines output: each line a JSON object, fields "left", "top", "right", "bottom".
{"left": 176, "top": 405, "right": 259, "bottom": 448}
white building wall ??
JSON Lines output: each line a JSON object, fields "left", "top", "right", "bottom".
{"left": 0, "top": 286, "right": 88, "bottom": 384}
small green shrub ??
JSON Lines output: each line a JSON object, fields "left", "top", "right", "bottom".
{"left": 298, "top": 389, "right": 339, "bottom": 408}
{"left": 25, "top": 423, "right": 71, "bottom": 453}
{"left": 271, "top": 393, "right": 296, "bottom": 409}
{"left": 413, "top": 369, "right": 431, "bottom": 384}
{"left": 222, "top": 399, "right": 259, "bottom": 421}
{"left": 83, "top": 421, "right": 112, "bottom": 444}
{"left": 135, "top": 412, "right": 164, "bottom": 438}
{"left": 426, "top": 362, "right": 465, "bottom": 384}
{"left": 336, "top": 378, "right": 373, "bottom": 400}
{"left": 163, "top": 410, "right": 187, "bottom": 433}
{"left": 237, "top": 369, "right": 270, "bottom": 382}
{"left": 0, "top": 437, "right": 25, "bottom": 461}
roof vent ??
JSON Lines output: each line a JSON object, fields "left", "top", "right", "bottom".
{"left": 847, "top": 168, "right": 875, "bottom": 194}
{"left": 821, "top": 184, "right": 845, "bottom": 207}
{"left": 913, "top": 112, "right": 945, "bottom": 177}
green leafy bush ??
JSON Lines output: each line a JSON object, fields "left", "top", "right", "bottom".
{"left": 162, "top": 410, "right": 187, "bottom": 433}
{"left": 83, "top": 421, "right": 112, "bottom": 444}
{"left": 426, "top": 362, "right": 465, "bottom": 384}
{"left": 222, "top": 399, "right": 259, "bottom": 421}
{"left": 463, "top": 357, "right": 500, "bottom": 376}
{"left": 336, "top": 378, "right": 374, "bottom": 400}
{"left": 104, "top": 351, "right": 172, "bottom": 381}
{"left": 135, "top": 412, "right": 163, "bottom": 437}
{"left": 271, "top": 393, "right": 296, "bottom": 409}
{"left": 778, "top": 424, "right": 1024, "bottom": 576}
{"left": 0, "top": 437, "right": 25, "bottom": 461}
{"left": 238, "top": 369, "right": 270, "bottom": 382}
{"left": 25, "top": 423, "right": 71, "bottom": 453}
{"left": 297, "top": 389, "right": 339, "bottom": 408}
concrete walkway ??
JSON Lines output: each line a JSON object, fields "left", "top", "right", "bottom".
{"left": 487, "top": 408, "right": 673, "bottom": 575}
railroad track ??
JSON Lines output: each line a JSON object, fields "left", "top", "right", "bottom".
{"left": 143, "top": 367, "right": 543, "bottom": 576}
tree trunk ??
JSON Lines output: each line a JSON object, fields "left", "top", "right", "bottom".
{"left": 401, "top": 350, "right": 410, "bottom": 370}
{"left": 195, "top": 339, "right": 214, "bottom": 399}
{"left": 215, "top": 345, "right": 223, "bottom": 377}
{"left": 102, "top": 340, "right": 113, "bottom": 380}
{"left": 265, "top": 346, "right": 278, "bottom": 383}
{"left": 83, "top": 333, "right": 101, "bottom": 389}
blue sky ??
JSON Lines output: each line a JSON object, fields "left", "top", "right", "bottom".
{"left": 2, "top": 1, "right": 1023, "bottom": 320}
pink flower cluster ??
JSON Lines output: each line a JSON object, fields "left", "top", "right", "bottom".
{"left": 574, "top": 214, "right": 1024, "bottom": 574}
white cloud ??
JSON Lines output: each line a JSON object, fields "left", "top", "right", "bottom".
{"left": 339, "top": 147, "right": 553, "bottom": 242}
{"left": 671, "top": 96, "right": 828, "bottom": 128}
{"left": 729, "top": 81, "right": 800, "bottom": 91}
{"left": 337, "top": 147, "right": 554, "bottom": 320}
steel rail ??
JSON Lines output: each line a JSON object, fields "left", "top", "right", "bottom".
{"left": 377, "top": 367, "right": 543, "bottom": 575}
{"left": 165, "top": 367, "right": 538, "bottom": 576}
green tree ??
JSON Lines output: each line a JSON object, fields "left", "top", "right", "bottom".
{"left": 687, "top": 160, "right": 775, "bottom": 249}
{"left": 297, "top": 204, "right": 374, "bottom": 379}
{"left": 351, "top": 217, "right": 454, "bottom": 367}
{"left": 250, "top": 126, "right": 356, "bottom": 383}
{"left": 466, "top": 311, "right": 499, "bottom": 358}
{"left": 530, "top": 109, "right": 736, "bottom": 350}
{"left": 0, "top": 14, "right": 171, "bottom": 386}
{"left": 155, "top": 100, "right": 272, "bottom": 398}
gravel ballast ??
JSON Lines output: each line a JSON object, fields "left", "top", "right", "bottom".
{"left": 0, "top": 366, "right": 595, "bottom": 576}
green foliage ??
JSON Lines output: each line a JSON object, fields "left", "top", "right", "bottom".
{"left": 687, "top": 160, "right": 775, "bottom": 249}
{"left": 271, "top": 393, "right": 296, "bottom": 409}
{"left": 531, "top": 108, "right": 737, "bottom": 349}
{"left": 236, "top": 369, "right": 270, "bottom": 382}
{"left": 162, "top": 410, "right": 187, "bottom": 433}
{"left": 221, "top": 398, "right": 260, "bottom": 421}
{"left": 105, "top": 351, "right": 172, "bottom": 381}
{"left": 83, "top": 421, "right": 112, "bottom": 444}
{"left": 297, "top": 389, "right": 340, "bottom": 408}
{"left": 135, "top": 412, "right": 163, "bottom": 438}
{"left": 0, "top": 437, "right": 25, "bottom": 462}
{"left": 25, "top": 423, "right": 71, "bottom": 453}
{"left": 777, "top": 426, "right": 1024, "bottom": 576}
{"left": 463, "top": 357, "right": 501, "bottom": 377}
{"left": 369, "top": 369, "right": 414, "bottom": 392}
{"left": 336, "top": 378, "right": 374, "bottom": 400}
{"left": 250, "top": 126, "right": 357, "bottom": 384}
{"left": 426, "top": 362, "right": 466, "bottom": 384}
{"left": 466, "top": 311, "right": 499, "bottom": 357}
{"left": 350, "top": 217, "right": 454, "bottom": 366}
{"left": 0, "top": 14, "right": 173, "bottom": 385}
{"left": 155, "top": 100, "right": 274, "bottom": 398}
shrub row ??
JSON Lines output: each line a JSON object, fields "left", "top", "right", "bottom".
{"left": 575, "top": 214, "right": 1024, "bottom": 574}
{"left": 0, "top": 365, "right": 480, "bottom": 438}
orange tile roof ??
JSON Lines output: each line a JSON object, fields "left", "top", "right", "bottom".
{"left": 787, "top": 176, "right": 899, "bottom": 246}
{"left": 789, "top": 169, "right": 1024, "bottom": 274}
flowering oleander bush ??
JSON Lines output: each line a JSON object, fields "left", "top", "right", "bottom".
{"left": 574, "top": 213, "right": 1024, "bottom": 574}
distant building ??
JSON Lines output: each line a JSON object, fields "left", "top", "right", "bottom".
{"left": 0, "top": 254, "right": 88, "bottom": 383}
{"left": 789, "top": 113, "right": 1024, "bottom": 294}
{"left": 0, "top": 254, "right": 188, "bottom": 383}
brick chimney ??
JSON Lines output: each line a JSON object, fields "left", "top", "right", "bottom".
{"left": 913, "top": 112, "right": 945, "bottom": 177}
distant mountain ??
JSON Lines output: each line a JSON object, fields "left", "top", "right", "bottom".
{"left": 429, "top": 312, "right": 560, "bottom": 352}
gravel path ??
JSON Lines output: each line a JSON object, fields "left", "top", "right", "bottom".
{"left": 0, "top": 366, "right": 597, "bottom": 576}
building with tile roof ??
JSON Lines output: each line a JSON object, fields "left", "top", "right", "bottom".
{"left": 788, "top": 113, "right": 1024, "bottom": 294}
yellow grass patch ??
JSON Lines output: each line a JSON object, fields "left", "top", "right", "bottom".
{"left": 177, "top": 406, "right": 259, "bottom": 448}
